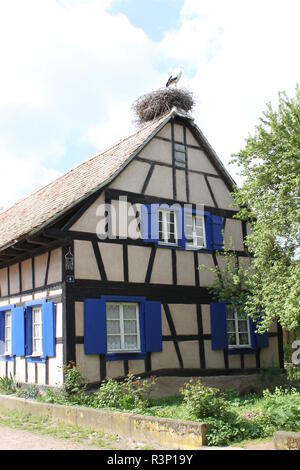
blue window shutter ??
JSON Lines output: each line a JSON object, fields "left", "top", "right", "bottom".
{"left": 144, "top": 301, "right": 162, "bottom": 352}
{"left": 25, "top": 307, "right": 33, "bottom": 356}
{"left": 141, "top": 204, "right": 159, "bottom": 243}
{"left": 177, "top": 207, "right": 185, "bottom": 248}
{"left": 149, "top": 204, "right": 159, "bottom": 242}
{"left": 210, "top": 302, "right": 227, "bottom": 350}
{"left": 42, "top": 302, "right": 55, "bottom": 357}
{"left": 84, "top": 298, "right": 107, "bottom": 354}
{"left": 249, "top": 317, "right": 269, "bottom": 349}
{"left": 12, "top": 307, "right": 25, "bottom": 356}
{"left": 204, "top": 213, "right": 213, "bottom": 250}
{"left": 211, "top": 215, "right": 224, "bottom": 250}
{"left": 141, "top": 204, "right": 150, "bottom": 242}
{"left": 0, "top": 313, "right": 5, "bottom": 355}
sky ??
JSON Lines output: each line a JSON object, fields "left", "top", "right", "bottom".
{"left": 0, "top": 0, "right": 299, "bottom": 209}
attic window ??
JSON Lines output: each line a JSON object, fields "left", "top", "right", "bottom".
{"left": 174, "top": 143, "right": 186, "bottom": 169}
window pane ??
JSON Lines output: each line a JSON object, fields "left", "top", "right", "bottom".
{"left": 34, "top": 325, "right": 40, "bottom": 337}
{"left": 123, "top": 305, "right": 137, "bottom": 320}
{"left": 227, "top": 333, "right": 237, "bottom": 345}
{"left": 124, "top": 320, "right": 137, "bottom": 334}
{"left": 107, "top": 304, "right": 120, "bottom": 320}
{"left": 175, "top": 143, "right": 185, "bottom": 152}
{"left": 107, "top": 335, "right": 121, "bottom": 350}
{"left": 107, "top": 320, "right": 120, "bottom": 334}
{"left": 124, "top": 335, "right": 138, "bottom": 350}
{"left": 226, "top": 320, "right": 235, "bottom": 332}
{"left": 239, "top": 333, "right": 249, "bottom": 345}
{"left": 226, "top": 307, "right": 235, "bottom": 320}
{"left": 238, "top": 320, "right": 248, "bottom": 333}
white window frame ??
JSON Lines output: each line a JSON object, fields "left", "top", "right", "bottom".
{"left": 158, "top": 209, "right": 178, "bottom": 246}
{"left": 226, "top": 308, "right": 251, "bottom": 349}
{"left": 106, "top": 302, "right": 141, "bottom": 354}
{"left": 32, "top": 306, "right": 43, "bottom": 356}
{"left": 185, "top": 213, "right": 206, "bottom": 249}
{"left": 4, "top": 311, "right": 11, "bottom": 355}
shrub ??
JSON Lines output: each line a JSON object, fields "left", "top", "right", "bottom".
{"left": 0, "top": 374, "right": 16, "bottom": 395}
{"left": 96, "top": 374, "right": 156, "bottom": 411}
{"left": 62, "top": 363, "right": 87, "bottom": 399}
{"left": 17, "top": 384, "right": 40, "bottom": 400}
{"left": 180, "top": 379, "right": 228, "bottom": 420}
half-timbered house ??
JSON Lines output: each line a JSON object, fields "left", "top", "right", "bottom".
{"left": 0, "top": 109, "right": 284, "bottom": 393}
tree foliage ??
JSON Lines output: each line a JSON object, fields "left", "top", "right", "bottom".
{"left": 231, "top": 86, "right": 300, "bottom": 331}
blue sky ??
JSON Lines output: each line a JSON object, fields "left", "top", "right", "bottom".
{"left": 109, "top": 0, "right": 183, "bottom": 41}
{"left": 0, "top": 0, "right": 299, "bottom": 208}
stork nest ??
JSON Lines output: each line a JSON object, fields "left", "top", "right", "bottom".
{"left": 133, "top": 88, "right": 194, "bottom": 125}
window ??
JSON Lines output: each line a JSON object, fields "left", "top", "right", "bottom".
{"left": 226, "top": 306, "right": 251, "bottom": 348}
{"left": 4, "top": 311, "right": 11, "bottom": 355}
{"left": 185, "top": 213, "right": 206, "bottom": 249}
{"left": 32, "top": 306, "right": 43, "bottom": 356}
{"left": 106, "top": 303, "right": 140, "bottom": 353}
{"left": 174, "top": 143, "right": 186, "bottom": 168}
{"left": 158, "top": 209, "right": 177, "bottom": 245}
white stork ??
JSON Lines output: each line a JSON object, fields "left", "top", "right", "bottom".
{"left": 166, "top": 66, "right": 183, "bottom": 88}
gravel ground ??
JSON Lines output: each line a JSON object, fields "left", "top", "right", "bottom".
{"left": 0, "top": 425, "right": 96, "bottom": 450}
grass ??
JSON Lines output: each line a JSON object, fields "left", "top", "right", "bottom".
{"left": 0, "top": 407, "right": 115, "bottom": 449}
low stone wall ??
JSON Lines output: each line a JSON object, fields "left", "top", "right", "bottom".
{"left": 0, "top": 395, "right": 207, "bottom": 450}
{"left": 274, "top": 431, "right": 300, "bottom": 450}
{"left": 150, "top": 374, "right": 272, "bottom": 398}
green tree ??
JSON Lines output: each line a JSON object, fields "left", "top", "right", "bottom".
{"left": 231, "top": 86, "right": 300, "bottom": 331}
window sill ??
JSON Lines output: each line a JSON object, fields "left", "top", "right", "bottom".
{"left": 227, "top": 347, "right": 255, "bottom": 355}
{"left": 0, "top": 355, "right": 14, "bottom": 362}
{"left": 26, "top": 356, "right": 46, "bottom": 363}
{"left": 106, "top": 352, "right": 146, "bottom": 362}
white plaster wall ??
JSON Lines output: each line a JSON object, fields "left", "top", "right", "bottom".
{"left": 179, "top": 341, "right": 200, "bottom": 368}
{"left": 168, "top": 304, "right": 198, "bottom": 335}
{"left": 156, "top": 123, "right": 171, "bottom": 140}
{"left": 34, "top": 253, "right": 48, "bottom": 288}
{"left": 106, "top": 361, "right": 124, "bottom": 379}
{"left": 198, "top": 253, "right": 217, "bottom": 287}
{"left": 204, "top": 341, "right": 225, "bottom": 368}
{"left": 150, "top": 249, "right": 173, "bottom": 284}
{"left": 21, "top": 259, "right": 33, "bottom": 292}
{"left": 99, "top": 243, "right": 124, "bottom": 282}
{"left": 188, "top": 148, "right": 218, "bottom": 174}
{"left": 15, "top": 357, "right": 26, "bottom": 383}
{"left": 0, "top": 268, "right": 8, "bottom": 297}
{"left": 260, "top": 337, "right": 279, "bottom": 368}
{"left": 188, "top": 173, "right": 215, "bottom": 206}
{"left": 27, "top": 362, "right": 35, "bottom": 384}
{"left": 174, "top": 124, "right": 184, "bottom": 143}
{"left": 224, "top": 219, "right": 244, "bottom": 251}
{"left": 176, "top": 170, "right": 187, "bottom": 202}
{"left": 139, "top": 139, "right": 172, "bottom": 165}
{"left": 74, "top": 240, "right": 100, "bottom": 280}
{"left": 75, "top": 302, "right": 84, "bottom": 337}
{"left": 48, "top": 344, "right": 64, "bottom": 387}
{"left": 186, "top": 129, "right": 199, "bottom": 147}
{"left": 47, "top": 248, "right": 62, "bottom": 285}
{"left": 110, "top": 160, "right": 150, "bottom": 193}
{"left": 151, "top": 342, "right": 180, "bottom": 370}
{"left": 128, "top": 360, "right": 145, "bottom": 375}
{"left": 9, "top": 264, "right": 19, "bottom": 295}
{"left": 201, "top": 304, "right": 211, "bottom": 335}
{"left": 176, "top": 251, "right": 195, "bottom": 286}
{"left": 145, "top": 165, "right": 173, "bottom": 199}
{"left": 207, "top": 177, "right": 237, "bottom": 210}
{"left": 71, "top": 193, "right": 105, "bottom": 233}
{"left": 76, "top": 344, "right": 100, "bottom": 383}
{"left": 128, "top": 246, "right": 151, "bottom": 283}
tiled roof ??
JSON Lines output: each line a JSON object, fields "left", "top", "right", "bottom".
{"left": 0, "top": 112, "right": 171, "bottom": 251}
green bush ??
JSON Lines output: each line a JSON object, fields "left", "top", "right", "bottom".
{"left": 0, "top": 374, "right": 16, "bottom": 395}
{"left": 261, "top": 386, "right": 300, "bottom": 431}
{"left": 62, "top": 363, "right": 87, "bottom": 399}
{"left": 96, "top": 374, "right": 156, "bottom": 411}
{"left": 180, "top": 379, "right": 228, "bottom": 420}
{"left": 17, "top": 384, "right": 40, "bottom": 400}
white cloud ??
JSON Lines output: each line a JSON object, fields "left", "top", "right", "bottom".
{"left": 0, "top": 0, "right": 299, "bottom": 207}
{"left": 160, "top": 0, "right": 300, "bottom": 183}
